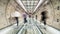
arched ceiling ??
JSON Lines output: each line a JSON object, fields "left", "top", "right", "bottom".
{"left": 16, "top": 0, "right": 46, "bottom": 13}
{"left": 21, "top": 0, "right": 40, "bottom": 13}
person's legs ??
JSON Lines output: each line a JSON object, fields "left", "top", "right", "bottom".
{"left": 15, "top": 17, "right": 18, "bottom": 26}
{"left": 44, "top": 20, "right": 46, "bottom": 30}
{"left": 44, "top": 20, "right": 46, "bottom": 25}
{"left": 24, "top": 18, "right": 26, "bottom": 23}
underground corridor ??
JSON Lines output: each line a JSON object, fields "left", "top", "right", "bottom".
{"left": 0, "top": 0, "right": 60, "bottom": 34}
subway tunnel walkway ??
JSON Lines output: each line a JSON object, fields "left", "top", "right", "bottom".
{"left": 0, "top": 0, "right": 60, "bottom": 34}
{"left": 0, "top": 18, "right": 60, "bottom": 34}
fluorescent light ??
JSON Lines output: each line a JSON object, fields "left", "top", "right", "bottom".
{"left": 16, "top": 0, "right": 27, "bottom": 12}
{"left": 34, "top": 0, "right": 44, "bottom": 12}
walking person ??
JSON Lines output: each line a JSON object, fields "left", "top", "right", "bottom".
{"left": 41, "top": 11, "right": 48, "bottom": 30}
{"left": 41, "top": 11, "right": 48, "bottom": 25}
{"left": 23, "top": 13, "right": 27, "bottom": 23}
{"left": 28, "top": 13, "right": 32, "bottom": 24}
{"left": 11, "top": 11, "right": 20, "bottom": 26}
{"left": 15, "top": 17, "right": 19, "bottom": 26}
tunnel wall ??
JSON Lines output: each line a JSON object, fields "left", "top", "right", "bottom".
{"left": 34, "top": 0, "right": 60, "bottom": 30}
{"left": 0, "top": 0, "right": 10, "bottom": 29}
{"left": 0, "top": 0, "right": 25, "bottom": 29}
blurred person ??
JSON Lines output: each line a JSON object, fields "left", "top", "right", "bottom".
{"left": 23, "top": 13, "right": 27, "bottom": 23}
{"left": 41, "top": 11, "right": 48, "bottom": 25}
{"left": 11, "top": 11, "right": 20, "bottom": 26}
